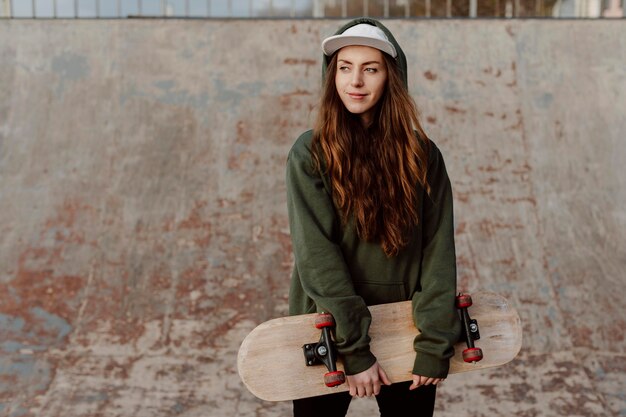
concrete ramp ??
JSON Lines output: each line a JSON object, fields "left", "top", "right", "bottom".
{"left": 0, "top": 19, "right": 624, "bottom": 417}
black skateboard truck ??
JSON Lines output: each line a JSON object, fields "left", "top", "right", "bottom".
{"left": 456, "top": 293, "right": 484, "bottom": 363}
{"left": 302, "top": 313, "right": 346, "bottom": 387}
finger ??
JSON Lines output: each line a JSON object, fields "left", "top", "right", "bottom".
{"left": 379, "top": 367, "right": 392, "bottom": 386}
{"left": 348, "top": 380, "right": 357, "bottom": 397}
{"left": 365, "top": 383, "right": 374, "bottom": 397}
{"left": 424, "top": 378, "right": 435, "bottom": 386}
{"left": 373, "top": 380, "right": 382, "bottom": 396}
{"left": 357, "top": 385, "right": 366, "bottom": 398}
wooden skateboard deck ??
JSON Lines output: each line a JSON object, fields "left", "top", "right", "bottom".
{"left": 237, "top": 292, "right": 522, "bottom": 401}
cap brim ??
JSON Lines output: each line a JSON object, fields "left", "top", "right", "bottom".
{"left": 322, "top": 35, "right": 397, "bottom": 58}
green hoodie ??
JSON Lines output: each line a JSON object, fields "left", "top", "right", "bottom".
{"left": 286, "top": 18, "right": 461, "bottom": 379}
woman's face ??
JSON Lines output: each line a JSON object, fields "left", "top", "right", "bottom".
{"left": 335, "top": 45, "right": 388, "bottom": 126}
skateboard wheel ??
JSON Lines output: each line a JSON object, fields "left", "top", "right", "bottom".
{"left": 324, "top": 371, "right": 346, "bottom": 387}
{"left": 456, "top": 294, "right": 473, "bottom": 309}
{"left": 462, "top": 347, "right": 483, "bottom": 363}
{"left": 315, "top": 313, "right": 335, "bottom": 329}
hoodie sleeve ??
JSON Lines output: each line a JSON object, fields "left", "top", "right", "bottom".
{"left": 411, "top": 143, "right": 462, "bottom": 378}
{"left": 286, "top": 134, "right": 377, "bottom": 375}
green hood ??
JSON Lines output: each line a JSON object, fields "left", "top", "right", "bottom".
{"left": 322, "top": 17, "right": 408, "bottom": 89}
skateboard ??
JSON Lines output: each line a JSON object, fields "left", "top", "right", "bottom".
{"left": 237, "top": 292, "right": 522, "bottom": 401}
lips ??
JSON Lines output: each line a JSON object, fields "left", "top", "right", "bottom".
{"left": 347, "top": 92, "right": 367, "bottom": 100}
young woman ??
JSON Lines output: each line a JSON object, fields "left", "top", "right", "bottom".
{"left": 286, "top": 18, "right": 461, "bottom": 417}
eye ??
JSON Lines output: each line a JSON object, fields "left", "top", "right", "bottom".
{"left": 338, "top": 66, "right": 350, "bottom": 72}
{"left": 365, "top": 68, "right": 378, "bottom": 73}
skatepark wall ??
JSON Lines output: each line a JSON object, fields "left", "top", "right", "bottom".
{"left": 0, "top": 19, "right": 624, "bottom": 417}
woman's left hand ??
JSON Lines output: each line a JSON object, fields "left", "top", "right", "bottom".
{"left": 409, "top": 374, "right": 444, "bottom": 390}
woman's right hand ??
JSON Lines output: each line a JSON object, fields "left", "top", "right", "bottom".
{"left": 346, "top": 361, "right": 392, "bottom": 397}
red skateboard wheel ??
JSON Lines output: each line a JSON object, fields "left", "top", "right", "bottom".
{"left": 462, "top": 347, "right": 483, "bottom": 363}
{"left": 324, "top": 371, "right": 346, "bottom": 387}
{"left": 315, "top": 313, "right": 335, "bottom": 329}
{"left": 456, "top": 294, "right": 473, "bottom": 309}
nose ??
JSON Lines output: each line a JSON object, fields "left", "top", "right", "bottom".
{"left": 350, "top": 71, "right": 364, "bottom": 87}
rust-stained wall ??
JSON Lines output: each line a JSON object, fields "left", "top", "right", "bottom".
{"left": 0, "top": 19, "right": 624, "bottom": 417}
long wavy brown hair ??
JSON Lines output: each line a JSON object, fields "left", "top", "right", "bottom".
{"left": 312, "top": 52, "right": 431, "bottom": 257}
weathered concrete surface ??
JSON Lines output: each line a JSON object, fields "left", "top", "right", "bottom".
{"left": 0, "top": 19, "right": 624, "bottom": 417}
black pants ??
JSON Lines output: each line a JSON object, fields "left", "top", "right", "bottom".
{"left": 293, "top": 382, "right": 436, "bottom": 417}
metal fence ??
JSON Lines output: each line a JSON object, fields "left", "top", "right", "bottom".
{"left": 1, "top": 0, "right": 624, "bottom": 18}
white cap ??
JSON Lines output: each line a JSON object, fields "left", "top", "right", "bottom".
{"left": 322, "top": 23, "right": 397, "bottom": 58}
